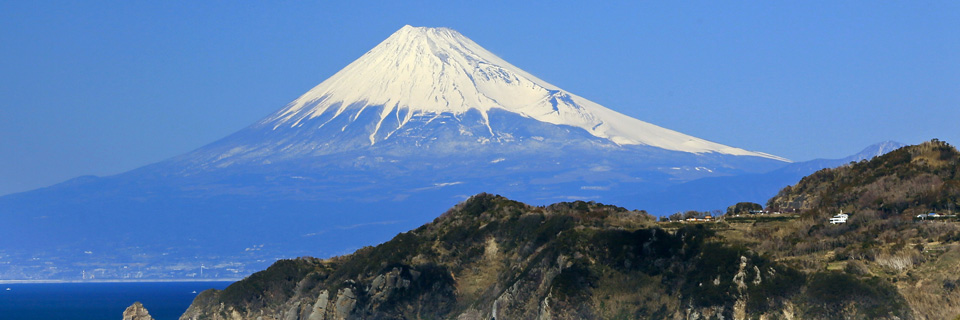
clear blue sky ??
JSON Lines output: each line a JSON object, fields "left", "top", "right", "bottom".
{"left": 1, "top": 1, "right": 958, "bottom": 196}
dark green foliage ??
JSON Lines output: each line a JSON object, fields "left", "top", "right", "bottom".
{"left": 685, "top": 243, "right": 743, "bottom": 307}
{"left": 330, "top": 231, "right": 426, "bottom": 281}
{"left": 804, "top": 272, "right": 909, "bottom": 318}
{"left": 728, "top": 202, "right": 763, "bottom": 215}
{"left": 459, "top": 193, "right": 499, "bottom": 216}
{"left": 591, "top": 228, "right": 678, "bottom": 275}
{"left": 745, "top": 261, "right": 805, "bottom": 315}
{"left": 547, "top": 200, "right": 630, "bottom": 214}
{"left": 944, "top": 278, "right": 959, "bottom": 292}
{"left": 551, "top": 263, "right": 598, "bottom": 299}
{"left": 676, "top": 224, "right": 714, "bottom": 259}
{"left": 298, "top": 271, "right": 327, "bottom": 294}
{"left": 534, "top": 215, "right": 575, "bottom": 245}
{"left": 220, "top": 258, "right": 318, "bottom": 307}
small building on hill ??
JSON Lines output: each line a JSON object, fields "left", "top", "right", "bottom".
{"left": 830, "top": 211, "right": 848, "bottom": 224}
{"left": 917, "top": 212, "right": 948, "bottom": 220}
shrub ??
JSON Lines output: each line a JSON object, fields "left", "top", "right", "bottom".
{"left": 804, "top": 272, "right": 907, "bottom": 318}
{"left": 844, "top": 260, "right": 870, "bottom": 276}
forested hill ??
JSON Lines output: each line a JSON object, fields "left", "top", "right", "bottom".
{"left": 179, "top": 194, "right": 914, "bottom": 320}
{"left": 750, "top": 139, "right": 960, "bottom": 319}
{"left": 174, "top": 140, "right": 960, "bottom": 320}
{"left": 768, "top": 139, "right": 960, "bottom": 216}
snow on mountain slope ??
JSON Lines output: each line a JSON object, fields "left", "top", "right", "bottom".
{"left": 256, "top": 25, "right": 787, "bottom": 161}
{"left": 0, "top": 25, "right": 797, "bottom": 281}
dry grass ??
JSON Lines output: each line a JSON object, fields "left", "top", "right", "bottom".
{"left": 898, "top": 244, "right": 960, "bottom": 319}
{"left": 875, "top": 251, "right": 923, "bottom": 273}
{"left": 591, "top": 270, "right": 677, "bottom": 319}
{"left": 453, "top": 237, "right": 504, "bottom": 302}
{"left": 826, "top": 260, "right": 845, "bottom": 271}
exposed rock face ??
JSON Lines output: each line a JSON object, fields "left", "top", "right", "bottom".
{"left": 123, "top": 302, "right": 155, "bottom": 320}
{"left": 306, "top": 290, "right": 329, "bottom": 320}
{"left": 332, "top": 287, "right": 356, "bottom": 319}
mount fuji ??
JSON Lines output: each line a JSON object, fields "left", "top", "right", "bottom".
{"left": 0, "top": 26, "right": 789, "bottom": 280}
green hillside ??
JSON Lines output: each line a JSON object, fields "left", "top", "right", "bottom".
{"left": 178, "top": 140, "right": 960, "bottom": 320}
{"left": 181, "top": 195, "right": 915, "bottom": 319}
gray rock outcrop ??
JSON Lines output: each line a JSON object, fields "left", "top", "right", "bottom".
{"left": 123, "top": 302, "right": 155, "bottom": 320}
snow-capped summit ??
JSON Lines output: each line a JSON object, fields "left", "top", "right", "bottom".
{"left": 0, "top": 25, "right": 799, "bottom": 281}
{"left": 254, "top": 25, "right": 786, "bottom": 161}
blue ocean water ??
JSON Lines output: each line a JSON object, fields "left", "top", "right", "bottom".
{"left": 0, "top": 281, "right": 233, "bottom": 320}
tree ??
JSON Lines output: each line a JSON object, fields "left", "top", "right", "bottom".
{"left": 727, "top": 202, "right": 763, "bottom": 215}
{"left": 669, "top": 212, "right": 683, "bottom": 222}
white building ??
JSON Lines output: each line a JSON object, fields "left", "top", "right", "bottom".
{"left": 830, "top": 211, "right": 848, "bottom": 224}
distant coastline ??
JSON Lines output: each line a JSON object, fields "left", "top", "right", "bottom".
{"left": 0, "top": 280, "right": 235, "bottom": 320}
{"left": 0, "top": 278, "right": 240, "bottom": 284}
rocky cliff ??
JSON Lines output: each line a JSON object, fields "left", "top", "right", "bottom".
{"left": 123, "top": 302, "right": 155, "bottom": 320}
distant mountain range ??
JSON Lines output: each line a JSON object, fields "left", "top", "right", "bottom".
{"left": 626, "top": 141, "right": 906, "bottom": 213}
{"left": 0, "top": 26, "right": 897, "bottom": 280}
